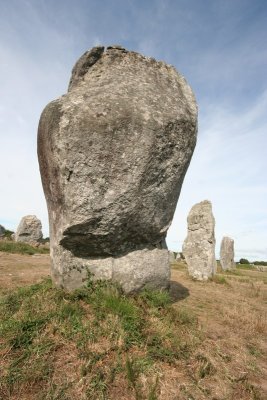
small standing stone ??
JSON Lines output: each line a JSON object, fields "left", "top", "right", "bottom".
{"left": 220, "top": 236, "right": 235, "bottom": 270}
{"left": 183, "top": 200, "right": 216, "bottom": 280}
{"left": 15, "top": 215, "right": 43, "bottom": 244}
{"left": 176, "top": 252, "right": 185, "bottom": 262}
{"left": 0, "top": 224, "right": 5, "bottom": 237}
{"left": 176, "top": 253, "right": 182, "bottom": 262}
{"left": 168, "top": 251, "right": 176, "bottom": 263}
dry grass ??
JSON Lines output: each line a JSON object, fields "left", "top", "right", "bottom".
{"left": 0, "top": 254, "right": 266, "bottom": 399}
{"left": 169, "top": 261, "right": 267, "bottom": 399}
{"left": 0, "top": 252, "right": 50, "bottom": 295}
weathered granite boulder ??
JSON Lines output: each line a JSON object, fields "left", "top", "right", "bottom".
{"left": 15, "top": 215, "right": 43, "bottom": 244}
{"left": 38, "top": 45, "right": 198, "bottom": 292}
{"left": 220, "top": 236, "right": 235, "bottom": 270}
{"left": 183, "top": 200, "right": 216, "bottom": 280}
{"left": 0, "top": 224, "right": 5, "bottom": 237}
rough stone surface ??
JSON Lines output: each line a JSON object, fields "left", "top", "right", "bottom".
{"left": 220, "top": 236, "right": 235, "bottom": 270}
{"left": 38, "top": 45, "right": 198, "bottom": 292}
{"left": 183, "top": 200, "right": 216, "bottom": 280}
{"left": 52, "top": 247, "right": 170, "bottom": 293}
{"left": 15, "top": 215, "right": 43, "bottom": 244}
{"left": 0, "top": 225, "right": 5, "bottom": 237}
{"left": 255, "top": 265, "right": 267, "bottom": 272}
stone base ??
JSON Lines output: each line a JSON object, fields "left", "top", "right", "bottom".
{"left": 50, "top": 246, "right": 170, "bottom": 294}
{"left": 185, "top": 253, "right": 217, "bottom": 281}
{"left": 187, "top": 268, "right": 214, "bottom": 281}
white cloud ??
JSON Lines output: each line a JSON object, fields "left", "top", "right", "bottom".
{"left": 166, "top": 89, "right": 267, "bottom": 260}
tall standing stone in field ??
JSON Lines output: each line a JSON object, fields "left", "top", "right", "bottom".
{"left": 220, "top": 236, "right": 235, "bottom": 270}
{"left": 38, "top": 45, "right": 198, "bottom": 292}
{"left": 183, "top": 200, "right": 216, "bottom": 280}
{"left": 15, "top": 215, "right": 43, "bottom": 244}
{"left": 168, "top": 251, "right": 176, "bottom": 264}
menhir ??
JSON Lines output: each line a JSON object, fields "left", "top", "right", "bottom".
{"left": 15, "top": 215, "right": 43, "bottom": 245}
{"left": 183, "top": 200, "right": 217, "bottom": 281}
{"left": 38, "top": 45, "right": 198, "bottom": 292}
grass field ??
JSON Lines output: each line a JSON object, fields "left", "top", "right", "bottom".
{"left": 0, "top": 254, "right": 266, "bottom": 399}
{"left": 0, "top": 240, "right": 49, "bottom": 256}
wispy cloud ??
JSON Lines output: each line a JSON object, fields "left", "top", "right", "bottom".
{"left": 167, "top": 89, "right": 267, "bottom": 260}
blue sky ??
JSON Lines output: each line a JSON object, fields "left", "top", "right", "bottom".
{"left": 0, "top": 0, "right": 266, "bottom": 261}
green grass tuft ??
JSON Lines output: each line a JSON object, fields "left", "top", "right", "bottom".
{"left": 140, "top": 288, "right": 171, "bottom": 308}
{"left": 211, "top": 275, "right": 229, "bottom": 285}
{"left": 0, "top": 240, "right": 49, "bottom": 255}
{"left": 236, "top": 263, "right": 255, "bottom": 270}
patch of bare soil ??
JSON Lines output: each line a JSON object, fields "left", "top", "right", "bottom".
{"left": 0, "top": 252, "right": 50, "bottom": 293}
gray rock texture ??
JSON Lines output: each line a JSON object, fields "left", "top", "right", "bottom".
{"left": 15, "top": 215, "right": 43, "bottom": 244}
{"left": 255, "top": 265, "right": 267, "bottom": 272}
{"left": 183, "top": 200, "right": 216, "bottom": 280}
{"left": 38, "top": 45, "right": 198, "bottom": 292}
{"left": 220, "top": 236, "right": 235, "bottom": 271}
{"left": 52, "top": 246, "right": 170, "bottom": 292}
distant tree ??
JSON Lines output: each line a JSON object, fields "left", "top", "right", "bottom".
{"left": 253, "top": 261, "right": 267, "bottom": 266}
{"left": 239, "top": 258, "right": 249, "bottom": 264}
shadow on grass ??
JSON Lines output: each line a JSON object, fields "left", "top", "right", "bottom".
{"left": 169, "top": 281, "right": 189, "bottom": 302}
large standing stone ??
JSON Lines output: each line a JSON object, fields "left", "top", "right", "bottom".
{"left": 183, "top": 200, "right": 216, "bottom": 280}
{"left": 220, "top": 236, "right": 235, "bottom": 271}
{"left": 38, "top": 45, "right": 198, "bottom": 292}
{"left": 15, "top": 215, "right": 43, "bottom": 244}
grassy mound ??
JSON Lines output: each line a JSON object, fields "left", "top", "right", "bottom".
{"left": 0, "top": 241, "right": 49, "bottom": 255}
{"left": 1, "top": 270, "right": 266, "bottom": 399}
{"left": 0, "top": 276, "right": 200, "bottom": 399}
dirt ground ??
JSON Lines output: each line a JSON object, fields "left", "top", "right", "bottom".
{"left": 0, "top": 252, "right": 50, "bottom": 294}
{"left": 0, "top": 252, "right": 266, "bottom": 398}
{"left": 170, "top": 264, "right": 267, "bottom": 397}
